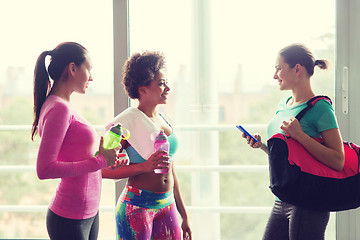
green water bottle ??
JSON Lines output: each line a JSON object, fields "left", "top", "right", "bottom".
{"left": 103, "top": 123, "right": 123, "bottom": 149}
{"left": 95, "top": 123, "right": 130, "bottom": 156}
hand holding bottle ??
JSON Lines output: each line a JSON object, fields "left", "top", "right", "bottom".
{"left": 153, "top": 130, "right": 171, "bottom": 174}
{"left": 98, "top": 136, "right": 120, "bottom": 167}
{"left": 96, "top": 123, "right": 130, "bottom": 168}
{"left": 142, "top": 150, "right": 170, "bottom": 173}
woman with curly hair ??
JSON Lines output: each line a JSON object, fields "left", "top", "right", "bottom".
{"left": 102, "top": 51, "right": 192, "bottom": 240}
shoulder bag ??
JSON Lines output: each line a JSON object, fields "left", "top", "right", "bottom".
{"left": 267, "top": 96, "right": 360, "bottom": 211}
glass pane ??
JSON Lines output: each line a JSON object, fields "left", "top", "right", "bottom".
{"left": 129, "top": 0, "right": 335, "bottom": 239}
{"left": 212, "top": 0, "right": 335, "bottom": 122}
{"left": 0, "top": 0, "right": 114, "bottom": 238}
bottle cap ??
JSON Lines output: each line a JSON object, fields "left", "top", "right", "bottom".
{"left": 155, "top": 129, "right": 168, "bottom": 141}
{"left": 110, "top": 124, "right": 122, "bottom": 135}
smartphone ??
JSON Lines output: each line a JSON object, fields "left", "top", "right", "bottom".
{"left": 236, "top": 125, "right": 258, "bottom": 143}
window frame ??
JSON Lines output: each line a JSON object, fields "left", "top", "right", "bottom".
{"left": 335, "top": 0, "right": 360, "bottom": 239}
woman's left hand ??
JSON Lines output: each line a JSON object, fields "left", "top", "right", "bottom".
{"left": 181, "top": 218, "right": 192, "bottom": 240}
{"left": 280, "top": 117, "right": 305, "bottom": 141}
{"left": 107, "top": 153, "right": 129, "bottom": 170}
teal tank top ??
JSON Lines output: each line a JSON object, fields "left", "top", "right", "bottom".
{"left": 267, "top": 96, "right": 338, "bottom": 139}
{"left": 125, "top": 114, "right": 178, "bottom": 163}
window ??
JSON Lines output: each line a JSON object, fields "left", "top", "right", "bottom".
{"left": 127, "top": 0, "right": 335, "bottom": 239}
{"left": 3, "top": 0, "right": 357, "bottom": 239}
{"left": 0, "top": 1, "right": 114, "bottom": 238}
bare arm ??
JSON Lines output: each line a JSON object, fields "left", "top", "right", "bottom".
{"left": 102, "top": 150, "right": 170, "bottom": 179}
{"left": 282, "top": 118, "right": 344, "bottom": 171}
{"left": 294, "top": 128, "right": 344, "bottom": 171}
{"left": 243, "top": 133, "right": 269, "bottom": 155}
{"left": 172, "top": 164, "right": 192, "bottom": 240}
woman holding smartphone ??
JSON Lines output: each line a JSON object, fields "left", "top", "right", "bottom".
{"left": 242, "top": 43, "right": 344, "bottom": 239}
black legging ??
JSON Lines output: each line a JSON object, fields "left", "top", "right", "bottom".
{"left": 46, "top": 209, "right": 99, "bottom": 240}
{"left": 263, "top": 201, "right": 330, "bottom": 240}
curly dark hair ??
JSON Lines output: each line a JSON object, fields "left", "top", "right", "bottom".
{"left": 122, "top": 51, "right": 166, "bottom": 99}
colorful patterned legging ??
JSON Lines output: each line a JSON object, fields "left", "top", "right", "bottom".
{"left": 116, "top": 185, "right": 181, "bottom": 240}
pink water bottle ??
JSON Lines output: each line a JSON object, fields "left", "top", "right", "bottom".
{"left": 153, "top": 130, "right": 170, "bottom": 174}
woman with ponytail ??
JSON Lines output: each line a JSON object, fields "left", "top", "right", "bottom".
{"left": 32, "top": 42, "right": 120, "bottom": 240}
{"left": 242, "top": 43, "right": 344, "bottom": 239}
